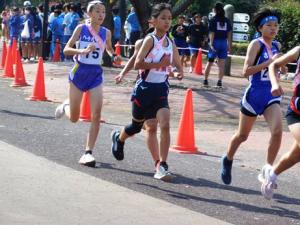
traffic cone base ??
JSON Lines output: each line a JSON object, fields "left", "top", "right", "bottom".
{"left": 170, "top": 145, "right": 198, "bottom": 154}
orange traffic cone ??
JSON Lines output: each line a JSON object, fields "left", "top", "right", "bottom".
{"left": 52, "top": 39, "right": 61, "bottom": 62}
{"left": 29, "top": 57, "right": 48, "bottom": 101}
{"left": 11, "top": 38, "right": 17, "bottom": 65}
{"left": 11, "top": 50, "right": 28, "bottom": 87}
{"left": 0, "top": 40, "right": 7, "bottom": 69}
{"left": 1, "top": 46, "right": 14, "bottom": 78}
{"left": 194, "top": 48, "right": 203, "bottom": 75}
{"left": 113, "top": 41, "right": 122, "bottom": 66}
{"left": 80, "top": 92, "right": 92, "bottom": 122}
{"left": 170, "top": 89, "right": 199, "bottom": 154}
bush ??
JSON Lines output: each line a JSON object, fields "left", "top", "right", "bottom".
{"left": 231, "top": 42, "right": 248, "bottom": 55}
{"left": 260, "top": 0, "right": 300, "bottom": 52}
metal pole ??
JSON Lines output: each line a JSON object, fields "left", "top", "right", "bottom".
{"left": 224, "top": 4, "right": 234, "bottom": 76}
{"left": 42, "top": 0, "right": 49, "bottom": 60}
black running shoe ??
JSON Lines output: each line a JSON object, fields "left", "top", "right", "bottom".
{"left": 217, "top": 80, "right": 222, "bottom": 88}
{"left": 203, "top": 79, "right": 209, "bottom": 86}
{"left": 111, "top": 130, "right": 124, "bottom": 160}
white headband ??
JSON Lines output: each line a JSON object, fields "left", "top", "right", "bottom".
{"left": 87, "top": 0, "right": 103, "bottom": 13}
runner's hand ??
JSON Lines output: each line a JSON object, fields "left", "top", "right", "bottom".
{"left": 81, "top": 44, "right": 96, "bottom": 54}
{"left": 271, "top": 84, "right": 284, "bottom": 96}
{"left": 115, "top": 74, "right": 124, "bottom": 84}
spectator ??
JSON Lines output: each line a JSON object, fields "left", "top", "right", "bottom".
{"left": 1, "top": 7, "right": 10, "bottom": 41}
{"left": 49, "top": 9, "right": 64, "bottom": 61}
{"left": 172, "top": 15, "right": 190, "bottom": 66}
{"left": 21, "top": 6, "right": 34, "bottom": 62}
{"left": 112, "top": 6, "right": 121, "bottom": 48}
{"left": 187, "top": 13, "right": 208, "bottom": 73}
{"left": 126, "top": 7, "right": 141, "bottom": 57}
{"left": 203, "top": 2, "right": 232, "bottom": 88}
{"left": 8, "top": 7, "right": 22, "bottom": 45}
{"left": 31, "top": 7, "right": 43, "bottom": 60}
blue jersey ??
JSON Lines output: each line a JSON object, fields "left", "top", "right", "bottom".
{"left": 77, "top": 24, "right": 106, "bottom": 65}
{"left": 249, "top": 39, "right": 280, "bottom": 88}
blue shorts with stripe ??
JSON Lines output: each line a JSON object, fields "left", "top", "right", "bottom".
{"left": 240, "top": 85, "right": 281, "bottom": 116}
{"left": 69, "top": 62, "right": 103, "bottom": 92}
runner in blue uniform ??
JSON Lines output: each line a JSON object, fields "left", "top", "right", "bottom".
{"left": 54, "top": 0, "right": 120, "bottom": 167}
{"left": 111, "top": 3, "right": 183, "bottom": 181}
{"left": 260, "top": 45, "right": 300, "bottom": 200}
{"left": 220, "top": 8, "right": 284, "bottom": 185}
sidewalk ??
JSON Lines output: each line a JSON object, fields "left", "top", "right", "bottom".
{"left": 0, "top": 140, "right": 232, "bottom": 225}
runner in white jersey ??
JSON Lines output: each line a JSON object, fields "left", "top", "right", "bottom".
{"left": 111, "top": 3, "right": 183, "bottom": 181}
{"left": 260, "top": 45, "right": 300, "bottom": 200}
{"left": 54, "top": 1, "right": 120, "bottom": 167}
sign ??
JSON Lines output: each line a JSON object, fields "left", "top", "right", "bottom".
{"left": 233, "top": 23, "right": 249, "bottom": 32}
{"left": 233, "top": 13, "right": 250, "bottom": 23}
{"left": 232, "top": 33, "right": 249, "bottom": 42}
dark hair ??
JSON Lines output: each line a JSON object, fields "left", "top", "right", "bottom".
{"left": 252, "top": 8, "right": 281, "bottom": 31}
{"left": 214, "top": 2, "right": 225, "bottom": 26}
{"left": 151, "top": 3, "right": 171, "bottom": 18}
{"left": 178, "top": 14, "right": 185, "bottom": 19}
{"left": 12, "top": 7, "right": 19, "bottom": 12}
{"left": 63, "top": 3, "right": 70, "bottom": 11}
{"left": 112, "top": 7, "right": 119, "bottom": 15}
{"left": 146, "top": 27, "right": 155, "bottom": 34}
{"left": 38, "top": 3, "right": 44, "bottom": 12}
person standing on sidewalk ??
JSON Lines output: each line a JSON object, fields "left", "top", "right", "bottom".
{"left": 220, "top": 8, "right": 284, "bottom": 185}
{"left": 126, "top": 7, "right": 141, "bottom": 57}
{"left": 203, "top": 2, "right": 232, "bottom": 88}
{"left": 260, "top": 45, "right": 300, "bottom": 200}
{"left": 111, "top": 3, "right": 183, "bottom": 181}
{"left": 55, "top": 0, "right": 120, "bottom": 167}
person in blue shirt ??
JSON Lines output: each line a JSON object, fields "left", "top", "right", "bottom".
{"left": 112, "top": 6, "right": 121, "bottom": 48}
{"left": 203, "top": 2, "right": 232, "bottom": 88}
{"left": 31, "top": 7, "right": 43, "bottom": 60}
{"left": 126, "top": 7, "right": 141, "bottom": 57}
{"left": 8, "top": 7, "right": 23, "bottom": 45}
{"left": 21, "top": 7, "right": 34, "bottom": 62}
{"left": 49, "top": 9, "right": 64, "bottom": 61}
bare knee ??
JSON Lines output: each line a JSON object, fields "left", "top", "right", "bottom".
{"left": 235, "top": 133, "right": 248, "bottom": 143}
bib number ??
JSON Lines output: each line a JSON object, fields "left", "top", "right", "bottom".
{"left": 261, "top": 68, "right": 269, "bottom": 81}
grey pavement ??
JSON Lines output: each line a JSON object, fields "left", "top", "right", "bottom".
{"left": 1, "top": 55, "right": 300, "bottom": 225}
{"left": 0, "top": 141, "right": 231, "bottom": 225}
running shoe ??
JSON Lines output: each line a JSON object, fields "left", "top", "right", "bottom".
{"left": 78, "top": 152, "right": 96, "bottom": 167}
{"left": 55, "top": 99, "right": 69, "bottom": 119}
{"left": 154, "top": 162, "right": 173, "bottom": 182}
{"left": 221, "top": 155, "right": 233, "bottom": 185}
{"left": 189, "top": 67, "right": 193, "bottom": 73}
{"left": 260, "top": 164, "right": 277, "bottom": 200}
{"left": 217, "top": 80, "right": 222, "bottom": 88}
{"left": 203, "top": 79, "right": 209, "bottom": 87}
{"left": 111, "top": 130, "right": 124, "bottom": 161}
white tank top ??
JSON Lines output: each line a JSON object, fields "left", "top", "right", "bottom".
{"left": 141, "top": 34, "right": 173, "bottom": 83}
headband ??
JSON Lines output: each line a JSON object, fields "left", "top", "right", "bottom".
{"left": 87, "top": 0, "right": 104, "bottom": 13}
{"left": 259, "top": 15, "right": 278, "bottom": 26}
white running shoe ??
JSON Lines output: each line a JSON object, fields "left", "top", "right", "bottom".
{"left": 78, "top": 153, "right": 96, "bottom": 167}
{"left": 260, "top": 164, "right": 277, "bottom": 200}
{"left": 189, "top": 67, "right": 193, "bottom": 73}
{"left": 55, "top": 99, "right": 69, "bottom": 119}
{"left": 154, "top": 163, "right": 173, "bottom": 182}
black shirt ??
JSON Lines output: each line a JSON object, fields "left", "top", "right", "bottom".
{"left": 188, "top": 23, "right": 208, "bottom": 45}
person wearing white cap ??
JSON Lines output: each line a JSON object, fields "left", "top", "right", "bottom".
{"left": 24, "top": 1, "right": 31, "bottom": 7}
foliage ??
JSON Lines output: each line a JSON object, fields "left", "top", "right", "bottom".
{"left": 260, "top": 0, "right": 300, "bottom": 52}
{"left": 232, "top": 42, "right": 248, "bottom": 55}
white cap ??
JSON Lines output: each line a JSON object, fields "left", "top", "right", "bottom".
{"left": 23, "top": 1, "right": 31, "bottom": 7}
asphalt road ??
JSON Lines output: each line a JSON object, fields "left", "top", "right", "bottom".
{"left": 1, "top": 78, "right": 300, "bottom": 225}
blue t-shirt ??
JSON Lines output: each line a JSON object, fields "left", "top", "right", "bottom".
{"left": 126, "top": 12, "right": 141, "bottom": 32}
{"left": 209, "top": 16, "right": 232, "bottom": 40}
{"left": 113, "top": 15, "right": 121, "bottom": 39}
{"left": 9, "top": 14, "right": 23, "bottom": 37}
{"left": 50, "top": 15, "right": 64, "bottom": 36}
